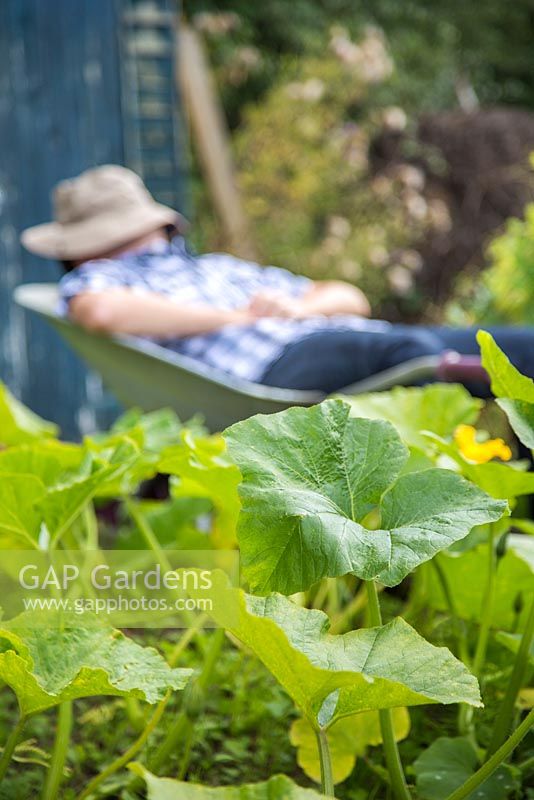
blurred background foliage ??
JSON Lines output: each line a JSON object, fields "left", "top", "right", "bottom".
{"left": 183, "top": 0, "right": 534, "bottom": 322}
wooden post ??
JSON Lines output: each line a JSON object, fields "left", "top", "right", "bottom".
{"left": 177, "top": 22, "right": 258, "bottom": 261}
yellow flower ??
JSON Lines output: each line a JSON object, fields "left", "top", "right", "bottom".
{"left": 453, "top": 424, "right": 512, "bottom": 464}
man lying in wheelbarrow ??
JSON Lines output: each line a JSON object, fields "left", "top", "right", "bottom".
{"left": 21, "top": 165, "right": 534, "bottom": 395}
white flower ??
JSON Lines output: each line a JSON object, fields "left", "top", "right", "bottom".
{"left": 382, "top": 106, "right": 407, "bottom": 131}
{"left": 329, "top": 25, "right": 393, "bottom": 83}
{"left": 395, "top": 164, "right": 425, "bottom": 190}
{"left": 368, "top": 245, "right": 389, "bottom": 267}
{"left": 427, "top": 199, "right": 452, "bottom": 232}
{"left": 339, "top": 259, "right": 362, "bottom": 280}
{"left": 286, "top": 78, "right": 325, "bottom": 102}
{"left": 404, "top": 191, "right": 428, "bottom": 221}
{"left": 226, "top": 46, "right": 262, "bottom": 85}
{"left": 327, "top": 215, "right": 351, "bottom": 240}
{"left": 371, "top": 176, "right": 392, "bottom": 197}
{"left": 399, "top": 250, "right": 423, "bottom": 272}
{"left": 321, "top": 236, "right": 345, "bottom": 256}
{"left": 388, "top": 265, "right": 414, "bottom": 296}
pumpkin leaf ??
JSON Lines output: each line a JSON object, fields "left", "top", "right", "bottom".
{"left": 477, "top": 331, "right": 534, "bottom": 402}
{"left": 478, "top": 331, "right": 534, "bottom": 448}
{"left": 129, "top": 765, "right": 330, "bottom": 799}
{"left": 0, "top": 473, "right": 47, "bottom": 548}
{"left": 189, "top": 573, "right": 481, "bottom": 729}
{"left": 111, "top": 407, "right": 184, "bottom": 452}
{"left": 224, "top": 400, "right": 506, "bottom": 593}
{"left": 376, "top": 468, "right": 507, "bottom": 586}
{"left": 0, "top": 613, "right": 192, "bottom": 715}
{"left": 160, "top": 431, "right": 241, "bottom": 547}
{"left": 497, "top": 400, "right": 534, "bottom": 449}
{"left": 495, "top": 631, "right": 534, "bottom": 663}
{"left": 0, "top": 383, "right": 58, "bottom": 446}
{"left": 425, "top": 538, "right": 534, "bottom": 631}
{"left": 413, "top": 737, "right": 518, "bottom": 800}
{"left": 423, "top": 433, "right": 534, "bottom": 500}
{"left": 343, "top": 384, "right": 481, "bottom": 450}
{"left": 290, "top": 708, "right": 410, "bottom": 785}
{"left": 85, "top": 407, "right": 187, "bottom": 495}
{"left": 0, "top": 439, "right": 139, "bottom": 546}
{"left": 0, "top": 444, "right": 81, "bottom": 482}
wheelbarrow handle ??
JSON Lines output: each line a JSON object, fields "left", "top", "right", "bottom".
{"left": 436, "top": 351, "right": 489, "bottom": 384}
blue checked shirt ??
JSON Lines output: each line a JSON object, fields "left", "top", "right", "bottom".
{"left": 59, "top": 237, "right": 390, "bottom": 383}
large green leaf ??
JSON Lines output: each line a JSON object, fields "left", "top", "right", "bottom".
{"left": 0, "top": 614, "right": 192, "bottom": 715}
{"left": 424, "top": 433, "right": 534, "bottom": 500}
{"left": 39, "top": 446, "right": 137, "bottom": 544}
{"left": 497, "top": 399, "right": 534, "bottom": 449}
{"left": 224, "top": 400, "right": 506, "bottom": 593}
{"left": 160, "top": 430, "right": 241, "bottom": 547}
{"left": 424, "top": 538, "right": 534, "bottom": 631}
{"left": 0, "top": 473, "right": 46, "bottom": 548}
{"left": 111, "top": 407, "right": 184, "bottom": 452}
{"left": 495, "top": 631, "right": 534, "bottom": 663}
{"left": 0, "top": 383, "right": 58, "bottom": 446}
{"left": 130, "top": 765, "right": 330, "bottom": 799}
{"left": 0, "top": 439, "right": 138, "bottom": 546}
{"left": 117, "top": 497, "right": 214, "bottom": 551}
{"left": 413, "top": 737, "right": 518, "bottom": 800}
{"left": 191, "top": 573, "right": 481, "bottom": 729}
{"left": 478, "top": 331, "right": 534, "bottom": 448}
{"left": 85, "top": 407, "right": 187, "bottom": 495}
{"left": 343, "top": 384, "right": 481, "bottom": 450}
{"left": 0, "top": 444, "right": 81, "bottom": 482}
{"left": 290, "top": 708, "right": 410, "bottom": 785}
{"left": 478, "top": 331, "right": 534, "bottom": 401}
{"left": 376, "top": 468, "right": 506, "bottom": 586}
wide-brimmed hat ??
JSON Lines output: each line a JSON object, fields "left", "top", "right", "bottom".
{"left": 21, "top": 164, "right": 188, "bottom": 261}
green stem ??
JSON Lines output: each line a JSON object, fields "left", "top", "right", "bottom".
{"left": 330, "top": 583, "right": 368, "bottom": 634}
{"left": 0, "top": 715, "right": 27, "bottom": 783}
{"left": 518, "top": 754, "right": 534, "bottom": 774}
{"left": 366, "top": 581, "right": 412, "bottom": 800}
{"left": 81, "top": 503, "right": 99, "bottom": 549}
{"left": 445, "top": 709, "right": 534, "bottom": 800}
{"left": 176, "top": 720, "right": 196, "bottom": 781}
{"left": 366, "top": 579, "right": 382, "bottom": 626}
{"left": 431, "top": 559, "right": 470, "bottom": 665}
{"left": 168, "top": 613, "right": 208, "bottom": 664}
{"left": 149, "top": 711, "right": 190, "bottom": 775}
{"left": 486, "top": 596, "right": 534, "bottom": 758}
{"left": 41, "top": 701, "right": 72, "bottom": 800}
{"left": 124, "top": 497, "right": 202, "bottom": 636}
{"left": 313, "top": 578, "right": 331, "bottom": 610}
{"left": 459, "top": 525, "right": 497, "bottom": 738}
{"left": 76, "top": 693, "right": 170, "bottom": 800}
{"left": 124, "top": 498, "right": 172, "bottom": 572}
{"left": 149, "top": 627, "right": 224, "bottom": 775}
{"left": 78, "top": 621, "right": 206, "bottom": 798}
{"left": 472, "top": 524, "right": 497, "bottom": 677}
{"left": 316, "top": 728, "right": 335, "bottom": 797}
{"left": 125, "top": 697, "right": 145, "bottom": 733}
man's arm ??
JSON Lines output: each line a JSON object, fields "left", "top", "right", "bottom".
{"left": 248, "top": 280, "right": 371, "bottom": 319}
{"left": 299, "top": 280, "right": 371, "bottom": 317}
{"left": 69, "top": 289, "right": 252, "bottom": 337}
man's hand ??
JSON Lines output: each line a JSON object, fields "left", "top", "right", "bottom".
{"left": 247, "top": 281, "right": 372, "bottom": 321}
{"left": 247, "top": 291, "right": 302, "bottom": 319}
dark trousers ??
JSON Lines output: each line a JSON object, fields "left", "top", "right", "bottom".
{"left": 261, "top": 325, "right": 534, "bottom": 396}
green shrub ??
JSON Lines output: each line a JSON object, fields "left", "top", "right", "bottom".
{"left": 447, "top": 158, "right": 534, "bottom": 325}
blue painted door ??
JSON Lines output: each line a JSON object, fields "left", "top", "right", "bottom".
{"left": 0, "top": 0, "right": 185, "bottom": 439}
